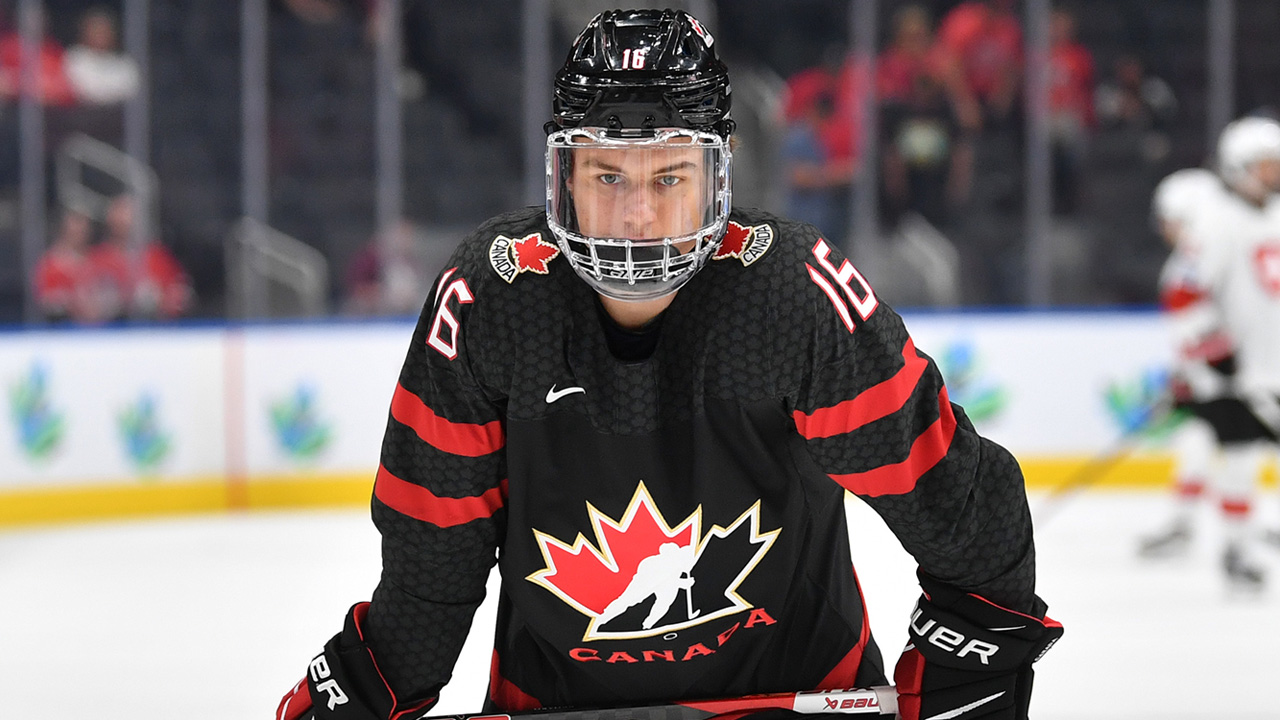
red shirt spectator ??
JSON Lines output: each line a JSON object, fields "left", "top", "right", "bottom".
{"left": 1048, "top": 9, "right": 1095, "bottom": 129}
{"left": 0, "top": 9, "right": 77, "bottom": 106}
{"left": 937, "top": 0, "right": 1022, "bottom": 119}
{"left": 87, "top": 195, "right": 194, "bottom": 321}
{"left": 34, "top": 210, "right": 97, "bottom": 323}
{"left": 878, "top": 5, "right": 980, "bottom": 132}
{"left": 87, "top": 242, "right": 193, "bottom": 321}
{"left": 782, "top": 49, "right": 868, "bottom": 169}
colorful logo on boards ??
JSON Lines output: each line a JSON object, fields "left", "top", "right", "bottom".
{"left": 270, "top": 384, "right": 332, "bottom": 459}
{"left": 118, "top": 393, "right": 172, "bottom": 471}
{"left": 8, "top": 363, "right": 65, "bottom": 460}
{"left": 937, "top": 340, "right": 1007, "bottom": 425}
{"left": 1103, "top": 367, "right": 1184, "bottom": 440}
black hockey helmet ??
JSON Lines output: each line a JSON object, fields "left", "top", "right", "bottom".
{"left": 548, "top": 8, "right": 735, "bottom": 139}
{"left": 545, "top": 9, "right": 735, "bottom": 302}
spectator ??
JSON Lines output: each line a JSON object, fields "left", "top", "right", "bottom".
{"left": 937, "top": 0, "right": 1022, "bottom": 127}
{"left": 879, "top": 6, "right": 977, "bottom": 230}
{"left": 782, "top": 44, "right": 864, "bottom": 195}
{"left": 1096, "top": 53, "right": 1177, "bottom": 131}
{"left": 878, "top": 4, "right": 980, "bottom": 132}
{"left": 64, "top": 7, "right": 140, "bottom": 105}
{"left": 343, "top": 219, "right": 433, "bottom": 316}
{"left": 0, "top": 5, "right": 76, "bottom": 106}
{"left": 34, "top": 209, "right": 98, "bottom": 323}
{"left": 781, "top": 90, "right": 855, "bottom": 245}
{"left": 880, "top": 76, "right": 976, "bottom": 230}
{"left": 1047, "top": 7, "right": 1095, "bottom": 214}
{"left": 1095, "top": 53, "right": 1178, "bottom": 164}
{"left": 87, "top": 194, "right": 193, "bottom": 322}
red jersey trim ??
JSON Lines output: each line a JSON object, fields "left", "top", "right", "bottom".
{"left": 489, "top": 650, "right": 543, "bottom": 712}
{"left": 826, "top": 388, "right": 957, "bottom": 497}
{"left": 1221, "top": 498, "right": 1251, "bottom": 516}
{"left": 1180, "top": 332, "right": 1234, "bottom": 363}
{"left": 792, "top": 338, "right": 928, "bottom": 439}
{"left": 1160, "top": 284, "right": 1208, "bottom": 312}
{"left": 391, "top": 383, "right": 505, "bottom": 457}
{"left": 374, "top": 465, "right": 509, "bottom": 527}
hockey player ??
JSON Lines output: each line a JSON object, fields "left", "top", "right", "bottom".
{"left": 277, "top": 10, "right": 1061, "bottom": 720}
{"left": 1154, "top": 116, "right": 1280, "bottom": 588}
{"left": 1138, "top": 167, "right": 1230, "bottom": 557}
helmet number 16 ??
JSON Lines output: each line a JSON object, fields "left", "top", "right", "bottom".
{"left": 620, "top": 48, "right": 648, "bottom": 70}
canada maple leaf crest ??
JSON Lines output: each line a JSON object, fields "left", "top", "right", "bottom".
{"left": 489, "top": 232, "right": 560, "bottom": 283}
{"left": 527, "top": 481, "right": 780, "bottom": 641}
{"left": 713, "top": 221, "right": 774, "bottom": 267}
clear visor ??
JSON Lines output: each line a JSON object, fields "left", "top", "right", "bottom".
{"left": 546, "top": 127, "right": 731, "bottom": 301}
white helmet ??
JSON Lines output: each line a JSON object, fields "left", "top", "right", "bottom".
{"left": 1151, "top": 167, "right": 1218, "bottom": 226}
{"left": 1217, "top": 116, "right": 1280, "bottom": 197}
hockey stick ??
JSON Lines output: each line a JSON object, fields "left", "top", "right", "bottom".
{"left": 423, "top": 686, "right": 898, "bottom": 720}
{"left": 1033, "top": 394, "right": 1180, "bottom": 526}
{"left": 684, "top": 575, "right": 701, "bottom": 620}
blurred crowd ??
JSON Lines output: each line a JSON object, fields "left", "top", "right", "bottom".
{"left": 776, "top": 0, "right": 1187, "bottom": 304}
{"left": 0, "top": 5, "right": 139, "bottom": 107}
{"left": 2, "top": 0, "right": 1277, "bottom": 324}
{"left": 34, "top": 193, "right": 191, "bottom": 323}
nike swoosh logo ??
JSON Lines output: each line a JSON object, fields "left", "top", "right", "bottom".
{"left": 925, "top": 691, "right": 1006, "bottom": 720}
{"left": 546, "top": 385, "right": 586, "bottom": 403}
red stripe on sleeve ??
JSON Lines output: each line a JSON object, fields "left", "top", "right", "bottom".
{"left": 391, "top": 383, "right": 504, "bottom": 457}
{"left": 374, "top": 465, "right": 508, "bottom": 527}
{"left": 826, "top": 388, "right": 957, "bottom": 497}
{"left": 793, "top": 338, "right": 928, "bottom": 439}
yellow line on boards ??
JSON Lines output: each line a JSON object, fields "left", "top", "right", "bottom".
{"left": 0, "top": 474, "right": 374, "bottom": 528}
{"left": 0, "top": 459, "right": 1275, "bottom": 528}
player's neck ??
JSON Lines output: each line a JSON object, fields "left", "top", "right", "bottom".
{"left": 598, "top": 292, "right": 676, "bottom": 330}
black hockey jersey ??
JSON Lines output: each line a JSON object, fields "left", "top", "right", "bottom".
{"left": 363, "top": 206, "right": 1043, "bottom": 711}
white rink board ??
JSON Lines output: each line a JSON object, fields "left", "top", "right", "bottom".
{"left": 902, "top": 310, "right": 1174, "bottom": 454}
{"left": 237, "top": 323, "right": 408, "bottom": 474}
{"left": 0, "top": 327, "right": 227, "bottom": 486}
{"left": 0, "top": 312, "right": 1174, "bottom": 491}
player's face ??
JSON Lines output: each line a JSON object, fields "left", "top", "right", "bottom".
{"left": 1253, "top": 158, "right": 1280, "bottom": 193}
{"left": 567, "top": 144, "right": 709, "bottom": 249}
{"left": 1158, "top": 218, "right": 1184, "bottom": 248}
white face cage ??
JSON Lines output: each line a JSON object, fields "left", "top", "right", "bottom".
{"left": 546, "top": 127, "right": 732, "bottom": 302}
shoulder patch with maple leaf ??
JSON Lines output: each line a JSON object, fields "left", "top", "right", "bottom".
{"left": 713, "top": 221, "right": 775, "bottom": 267}
{"left": 489, "top": 232, "right": 562, "bottom": 283}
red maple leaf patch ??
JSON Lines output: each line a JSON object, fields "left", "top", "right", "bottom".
{"left": 512, "top": 234, "right": 560, "bottom": 274}
{"left": 715, "top": 221, "right": 751, "bottom": 259}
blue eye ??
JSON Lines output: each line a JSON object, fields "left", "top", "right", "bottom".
{"left": 657, "top": 175, "right": 681, "bottom": 187}
{"left": 599, "top": 174, "right": 622, "bottom": 185}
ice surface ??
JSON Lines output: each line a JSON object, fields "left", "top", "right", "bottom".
{"left": 1, "top": 491, "right": 1277, "bottom": 719}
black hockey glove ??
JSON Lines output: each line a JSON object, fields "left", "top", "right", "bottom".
{"left": 893, "top": 574, "right": 1062, "bottom": 720}
{"left": 276, "top": 602, "right": 435, "bottom": 720}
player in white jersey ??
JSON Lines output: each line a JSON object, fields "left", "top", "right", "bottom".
{"left": 1154, "top": 116, "right": 1280, "bottom": 588}
{"left": 1138, "top": 167, "right": 1232, "bottom": 559}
